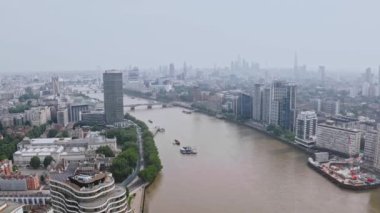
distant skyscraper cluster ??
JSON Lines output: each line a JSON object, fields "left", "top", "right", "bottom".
{"left": 230, "top": 56, "right": 260, "bottom": 72}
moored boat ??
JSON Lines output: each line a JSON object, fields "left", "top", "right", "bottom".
{"left": 180, "top": 146, "right": 197, "bottom": 154}
{"left": 173, "top": 139, "right": 180, "bottom": 145}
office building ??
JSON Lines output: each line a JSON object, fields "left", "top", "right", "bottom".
{"left": 0, "top": 174, "right": 40, "bottom": 191}
{"left": 269, "top": 81, "right": 297, "bottom": 132}
{"left": 169, "top": 63, "right": 175, "bottom": 77}
{"left": 0, "top": 191, "right": 50, "bottom": 206}
{"left": 321, "top": 100, "right": 340, "bottom": 115}
{"left": 69, "top": 104, "right": 89, "bottom": 122}
{"left": 103, "top": 71, "right": 124, "bottom": 124}
{"left": 295, "top": 111, "right": 317, "bottom": 147}
{"left": 363, "top": 130, "right": 379, "bottom": 166}
{"left": 328, "top": 115, "right": 358, "bottom": 129}
{"left": 50, "top": 162, "right": 128, "bottom": 213}
{"left": 311, "top": 98, "right": 321, "bottom": 112}
{"left": 127, "top": 67, "right": 139, "bottom": 82}
{"left": 236, "top": 93, "right": 252, "bottom": 119}
{"left": 57, "top": 108, "right": 69, "bottom": 127}
{"left": 262, "top": 87, "right": 271, "bottom": 124}
{"left": 24, "top": 107, "right": 51, "bottom": 126}
{"left": 316, "top": 124, "right": 361, "bottom": 156}
{"left": 252, "top": 84, "right": 264, "bottom": 121}
{"left": 52, "top": 76, "right": 60, "bottom": 96}
{"left": 374, "top": 136, "right": 380, "bottom": 171}
{"left": 80, "top": 110, "right": 105, "bottom": 125}
{"left": 364, "top": 67, "right": 373, "bottom": 83}
{"left": 319, "top": 66, "right": 326, "bottom": 85}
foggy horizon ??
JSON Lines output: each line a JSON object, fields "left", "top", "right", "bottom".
{"left": 1, "top": 0, "right": 380, "bottom": 73}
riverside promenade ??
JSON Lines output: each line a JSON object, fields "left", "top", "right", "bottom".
{"left": 129, "top": 183, "right": 149, "bottom": 213}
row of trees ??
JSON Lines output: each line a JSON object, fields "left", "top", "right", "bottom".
{"left": 110, "top": 146, "right": 139, "bottom": 182}
{"left": 29, "top": 156, "right": 54, "bottom": 169}
{"left": 96, "top": 146, "right": 115, "bottom": 157}
{"left": 27, "top": 124, "right": 47, "bottom": 138}
{"left": 73, "top": 121, "right": 105, "bottom": 130}
{"left": 124, "top": 113, "right": 162, "bottom": 183}
{"left": 104, "top": 125, "right": 140, "bottom": 183}
{"left": 8, "top": 104, "right": 30, "bottom": 113}
{"left": 47, "top": 129, "right": 69, "bottom": 138}
{"left": 0, "top": 123, "right": 48, "bottom": 160}
{"left": 266, "top": 124, "right": 295, "bottom": 141}
{"left": 0, "top": 134, "right": 21, "bottom": 160}
{"left": 18, "top": 87, "right": 39, "bottom": 102}
{"left": 105, "top": 127, "right": 137, "bottom": 150}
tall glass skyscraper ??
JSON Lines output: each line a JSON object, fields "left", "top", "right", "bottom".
{"left": 103, "top": 70, "right": 124, "bottom": 124}
{"left": 269, "top": 81, "right": 297, "bottom": 132}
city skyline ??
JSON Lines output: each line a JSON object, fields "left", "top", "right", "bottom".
{"left": 1, "top": 1, "right": 380, "bottom": 72}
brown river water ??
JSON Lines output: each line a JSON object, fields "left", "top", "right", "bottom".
{"left": 131, "top": 107, "right": 380, "bottom": 213}
{"left": 89, "top": 94, "right": 380, "bottom": 213}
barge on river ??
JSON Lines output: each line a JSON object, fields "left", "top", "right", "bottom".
{"left": 308, "top": 157, "right": 380, "bottom": 191}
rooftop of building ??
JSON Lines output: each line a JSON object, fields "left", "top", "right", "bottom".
{"left": 0, "top": 190, "right": 50, "bottom": 197}
{"left": 30, "top": 137, "right": 72, "bottom": 145}
{"left": 20, "top": 133, "right": 115, "bottom": 146}
{"left": 81, "top": 110, "right": 104, "bottom": 114}
{"left": 328, "top": 115, "right": 359, "bottom": 123}
{"left": 50, "top": 162, "right": 113, "bottom": 192}
{"left": 0, "top": 174, "right": 38, "bottom": 180}
{"left": 104, "top": 70, "right": 122, "bottom": 74}
{"left": 318, "top": 123, "right": 360, "bottom": 133}
{"left": 298, "top": 111, "right": 317, "bottom": 117}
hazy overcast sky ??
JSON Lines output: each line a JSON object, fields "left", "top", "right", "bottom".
{"left": 1, "top": 0, "right": 380, "bottom": 72}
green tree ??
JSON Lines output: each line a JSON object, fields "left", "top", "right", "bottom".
{"left": 0, "top": 154, "right": 7, "bottom": 160}
{"left": 25, "top": 87, "right": 33, "bottom": 95}
{"left": 284, "top": 132, "right": 295, "bottom": 141}
{"left": 47, "top": 129, "right": 59, "bottom": 138}
{"left": 266, "top": 124, "right": 276, "bottom": 132}
{"left": 43, "top": 156, "right": 54, "bottom": 168}
{"left": 30, "top": 156, "right": 41, "bottom": 169}
{"left": 110, "top": 157, "right": 131, "bottom": 182}
{"left": 61, "top": 130, "right": 69, "bottom": 137}
{"left": 273, "top": 127, "right": 283, "bottom": 136}
{"left": 139, "top": 165, "right": 158, "bottom": 182}
{"left": 96, "top": 146, "right": 115, "bottom": 157}
{"left": 9, "top": 104, "right": 30, "bottom": 113}
{"left": 27, "top": 124, "right": 47, "bottom": 138}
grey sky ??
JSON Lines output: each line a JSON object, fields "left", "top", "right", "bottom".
{"left": 1, "top": 0, "right": 379, "bottom": 72}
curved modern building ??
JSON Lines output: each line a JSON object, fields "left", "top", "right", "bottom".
{"left": 50, "top": 163, "right": 128, "bottom": 213}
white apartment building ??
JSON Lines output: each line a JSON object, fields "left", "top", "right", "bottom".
{"left": 295, "top": 111, "right": 317, "bottom": 147}
{"left": 24, "top": 106, "right": 51, "bottom": 126}
{"left": 316, "top": 124, "right": 361, "bottom": 156}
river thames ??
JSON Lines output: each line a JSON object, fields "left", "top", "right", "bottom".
{"left": 91, "top": 94, "right": 380, "bottom": 213}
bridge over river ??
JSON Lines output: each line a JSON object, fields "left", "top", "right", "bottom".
{"left": 124, "top": 102, "right": 172, "bottom": 110}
